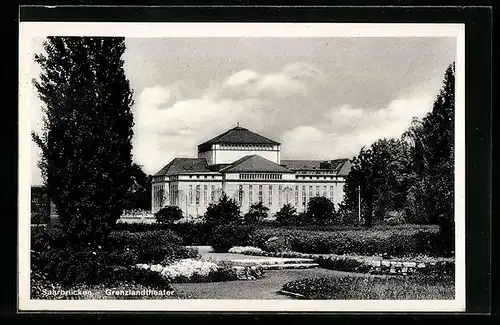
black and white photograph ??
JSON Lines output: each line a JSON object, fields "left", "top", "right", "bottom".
{"left": 18, "top": 22, "right": 465, "bottom": 312}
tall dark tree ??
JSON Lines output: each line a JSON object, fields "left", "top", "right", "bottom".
{"left": 123, "top": 163, "right": 152, "bottom": 211}
{"left": 32, "top": 37, "right": 134, "bottom": 246}
{"left": 407, "top": 63, "right": 455, "bottom": 235}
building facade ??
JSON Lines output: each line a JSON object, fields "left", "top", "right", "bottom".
{"left": 151, "top": 126, "right": 351, "bottom": 218}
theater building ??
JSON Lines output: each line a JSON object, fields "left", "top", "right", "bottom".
{"left": 151, "top": 126, "right": 351, "bottom": 218}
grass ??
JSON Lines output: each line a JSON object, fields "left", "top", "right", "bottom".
{"left": 281, "top": 274, "right": 454, "bottom": 300}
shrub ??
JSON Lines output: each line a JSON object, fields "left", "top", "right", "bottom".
{"left": 384, "top": 210, "right": 407, "bottom": 226}
{"left": 31, "top": 226, "right": 68, "bottom": 251}
{"left": 106, "top": 230, "right": 198, "bottom": 264}
{"left": 316, "top": 256, "right": 371, "bottom": 273}
{"left": 155, "top": 206, "right": 183, "bottom": 224}
{"left": 251, "top": 226, "right": 452, "bottom": 257}
{"left": 243, "top": 202, "right": 269, "bottom": 225}
{"left": 208, "top": 224, "right": 255, "bottom": 253}
{"left": 275, "top": 204, "right": 298, "bottom": 226}
{"left": 31, "top": 213, "right": 50, "bottom": 225}
{"left": 306, "top": 197, "right": 337, "bottom": 225}
{"left": 281, "top": 275, "right": 454, "bottom": 300}
{"left": 203, "top": 192, "right": 241, "bottom": 225}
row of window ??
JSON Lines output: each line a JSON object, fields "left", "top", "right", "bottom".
{"left": 238, "top": 184, "right": 338, "bottom": 207}
{"left": 188, "top": 174, "right": 218, "bottom": 179}
{"left": 240, "top": 173, "right": 283, "bottom": 180}
{"left": 188, "top": 184, "right": 221, "bottom": 206}
{"left": 218, "top": 144, "right": 275, "bottom": 151}
{"left": 296, "top": 175, "right": 339, "bottom": 180}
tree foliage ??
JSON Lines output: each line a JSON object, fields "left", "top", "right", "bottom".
{"left": 306, "top": 196, "right": 337, "bottom": 225}
{"left": 203, "top": 192, "right": 241, "bottom": 225}
{"left": 123, "top": 163, "right": 152, "bottom": 211}
{"left": 275, "top": 203, "right": 299, "bottom": 226}
{"left": 32, "top": 37, "right": 134, "bottom": 246}
{"left": 243, "top": 201, "right": 269, "bottom": 225}
{"left": 155, "top": 206, "right": 183, "bottom": 224}
{"left": 340, "top": 62, "right": 455, "bottom": 237}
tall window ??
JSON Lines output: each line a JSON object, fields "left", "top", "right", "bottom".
{"left": 294, "top": 186, "right": 299, "bottom": 206}
{"left": 316, "top": 186, "right": 320, "bottom": 197}
{"left": 249, "top": 185, "right": 253, "bottom": 205}
{"left": 309, "top": 186, "right": 313, "bottom": 200}
{"left": 195, "top": 185, "right": 200, "bottom": 205}
{"left": 258, "top": 185, "right": 263, "bottom": 203}
{"left": 211, "top": 185, "right": 216, "bottom": 201}
{"left": 330, "top": 186, "right": 334, "bottom": 202}
{"left": 268, "top": 185, "right": 273, "bottom": 206}
{"left": 238, "top": 185, "right": 243, "bottom": 204}
{"left": 278, "top": 185, "right": 282, "bottom": 206}
{"left": 323, "top": 186, "right": 327, "bottom": 198}
{"left": 302, "top": 185, "right": 306, "bottom": 207}
{"left": 189, "top": 185, "right": 193, "bottom": 205}
{"left": 204, "top": 185, "right": 208, "bottom": 204}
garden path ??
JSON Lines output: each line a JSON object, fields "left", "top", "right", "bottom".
{"left": 172, "top": 268, "right": 350, "bottom": 299}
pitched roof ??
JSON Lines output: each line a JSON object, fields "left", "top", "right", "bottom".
{"left": 154, "top": 158, "right": 211, "bottom": 176}
{"left": 280, "top": 158, "right": 349, "bottom": 173}
{"left": 198, "top": 126, "right": 280, "bottom": 152}
{"left": 220, "top": 155, "right": 293, "bottom": 173}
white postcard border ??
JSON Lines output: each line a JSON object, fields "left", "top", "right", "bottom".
{"left": 18, "top": 22, "right": 466, "bottom": 312}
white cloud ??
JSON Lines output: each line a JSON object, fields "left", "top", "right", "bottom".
{"left": 281, "top": 93, "right": 434, "bottom": 160}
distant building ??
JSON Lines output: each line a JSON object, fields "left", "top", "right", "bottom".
{"left": 152, "top": 126, "right": 351, "bottom": 217}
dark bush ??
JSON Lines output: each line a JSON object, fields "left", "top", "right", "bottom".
{"left": 203, "top": 193, "right": 241, "bottom": 225}
{"left": 170, "top": 222, "right": 213, "bottom": 245}
{"left": 316, "top": 256, "right": 371, "bottom": 273}
{"left": 105, "top": 230, "right": 197, "bottom": 264}
{"left": 306, "top": 196, "right": 337, "bottom": 225}
{"left": 155, "top": 206, "right": 183, "bottom": 224}
{"left": 31, "top": 248, "right": 170, "bottom": 288}
{"left": 208, "top": 224, "right": 255, "bottom": 253}
{"left": 31, "top": 213, "right": 50, "bottom": 225}
{"left": 243, "top": 202, "right": 269, "bottom": 225}
{"left": 252, "top": 227, "right": 453, "bottom": 257}
{"left": 31, "top": 226, "right": 68, "bottom": 251}
{"left": 274, "top": 204, "right": 298, "bottom": 226}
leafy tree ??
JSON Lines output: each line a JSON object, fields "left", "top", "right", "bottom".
{"left": 341, "top": 138, "right": 411, "bottom": 227}
{"left": 32, "top": 37, "right": 134, "bottom": 247}
{"left": 123, "top": 163, "right": 152, "bottom": 211}
{"left": 243, "top": 202, "right": 269, "bottom": 225}
{"left": 275, "top": 203, "right": 299, "bottom": 226}
{"left": 155, "top": 206, "right": 183, "bottom": 224}
{"left": 405, "top": 63, "right": 455, "bottom": 237}
{"left": 306, "top": 196, "right": 336, "bottom": 225}
{"left": 203, "top": 192, "right": 241, "bottom": 225}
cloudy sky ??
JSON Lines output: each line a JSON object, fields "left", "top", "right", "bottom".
{"left": 27, "top": 37, "right": 456, "bottom": 185}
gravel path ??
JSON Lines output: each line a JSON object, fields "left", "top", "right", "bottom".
{"left": 172, "top": 268, "right": 351, "bottom": 299}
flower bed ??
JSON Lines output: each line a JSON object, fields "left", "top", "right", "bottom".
{"left": 228, "top": 246, "right": 264, "bottom": 254}
{"left": 136, "top": 258, "right": 263, "bottom": 283}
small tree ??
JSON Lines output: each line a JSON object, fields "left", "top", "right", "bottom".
{"left": 155, "top": 206, "right": 183, "bottom": 224}
{"left": 203, "top": 192, "right": 241, "bottom": 225}
{"left": 275, "top": 203, "right": 298, "bottom": 226}
{"left": 306, "top": 197, "right": 337, "bottom": 225}
{"left": 243, "top": 202, "right": 269, "bottom": 225}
